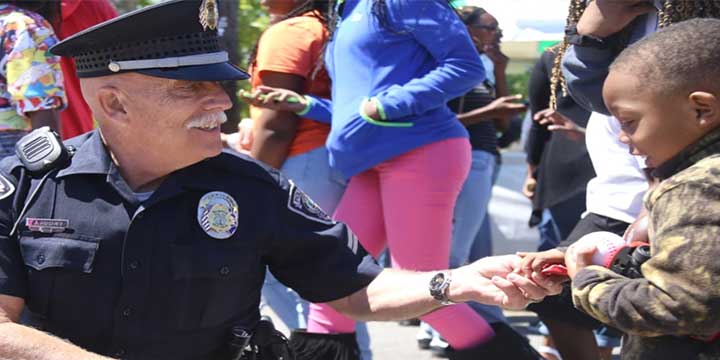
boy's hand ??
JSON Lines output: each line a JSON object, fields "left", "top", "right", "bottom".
{"left": 576, "top": 0, "right": 656, "bottom": 38}
{"left": 239, "top": 86, "right": 306, "bottom": 113}
{"left": 565, "top": 241, "right": 598, "bottom": 279}
{"left": 515, "top": 248, "right": 566, "bottom": 276}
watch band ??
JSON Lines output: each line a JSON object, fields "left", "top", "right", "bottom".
{"left": 429, "top": 271, "right": 455, "bottom": 305}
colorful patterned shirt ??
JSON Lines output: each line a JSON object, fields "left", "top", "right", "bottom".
{"left": 0, "top": 4, "right": 65, "bottom": 131}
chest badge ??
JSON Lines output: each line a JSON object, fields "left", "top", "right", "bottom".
{"left": 198, "top": 191, "right": 238, "bottom": 239}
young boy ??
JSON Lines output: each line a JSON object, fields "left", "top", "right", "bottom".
{"left": 526, "top": 18, "right": 720, "bottom": 359}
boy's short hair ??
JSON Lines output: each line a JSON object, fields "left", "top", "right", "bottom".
{"left": 611, "top": 18, "right": 720, "bottom": 96}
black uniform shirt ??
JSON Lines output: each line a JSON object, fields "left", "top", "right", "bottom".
{"left": 0, "top": 130, "right": 381, "bottom": 360}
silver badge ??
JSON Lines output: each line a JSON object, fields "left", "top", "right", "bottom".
{"left": 199, "top": 0, "right": 218, "bottom": 30}
{"left": 197, "top": 191, "right": 238, "bottom": 239}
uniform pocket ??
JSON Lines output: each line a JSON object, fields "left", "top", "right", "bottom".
{"left": 18, "top": 234, "right": 100, "bottom": 317}
{"left": 169, "top": 245, "right": 261, "bottom": 330}
{"left": 19, "top": 234, "right": 100, "bottom": 272}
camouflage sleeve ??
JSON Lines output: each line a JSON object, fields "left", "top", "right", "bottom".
{"left": 572, "top": 181, "right": 720, "bottom": 338}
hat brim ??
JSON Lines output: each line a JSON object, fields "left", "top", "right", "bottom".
{"left": 136, "top": 62, "right": 250, "bottom": 81}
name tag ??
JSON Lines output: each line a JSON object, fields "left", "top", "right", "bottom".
{"left": 26, "top": 218, "right": 69, "bottom": 233}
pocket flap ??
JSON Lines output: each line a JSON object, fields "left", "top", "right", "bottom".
{"left": 19, "top": 235, "right": 100, "bottom": 273}
{"left": 171, "top": 245, "right": 248, "bottom": 280}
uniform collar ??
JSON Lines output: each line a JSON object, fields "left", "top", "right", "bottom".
{"left": 653, "top": 126, "right": 720, "bottom": 180}
{"left": 57, "top": 130, "right": 112, "bottom": 178}
{"left": 56, "top": 129, "right": 221, "bottom": 206}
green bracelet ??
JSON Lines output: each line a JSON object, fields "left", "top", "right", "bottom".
{"left": 359, "top": 98, "right": 413, "bottom": 128}
{"left": 239, "top": 89, "right": 302, "bottom": 104}
{"left": 296, "top": 96, "right": 312, "bottom": 116}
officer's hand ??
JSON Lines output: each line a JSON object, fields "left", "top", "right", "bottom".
{"left": 239, "top": 86, "right": 307, "bottom": 113}
{"left": 451, "top": 255, "right": 562, "bottom": 309}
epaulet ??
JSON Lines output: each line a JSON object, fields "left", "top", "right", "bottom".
{"left": 201, "top": 149, "right": 288, "bottom": 189}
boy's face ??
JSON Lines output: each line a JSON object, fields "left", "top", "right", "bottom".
{"left": 603, "top": 70, "right": 708, "bottom": 168}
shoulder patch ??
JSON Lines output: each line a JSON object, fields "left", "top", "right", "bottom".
{"left": 287, "top": 181, "right": 334, "bottom": 225}
{"left": 0, "top": 174, "right": 15, "bottom": 201}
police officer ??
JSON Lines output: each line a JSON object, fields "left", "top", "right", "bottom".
{"left": 0, "top": 1, "right": 559, "bottom": 359}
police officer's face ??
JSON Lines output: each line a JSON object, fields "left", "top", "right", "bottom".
{"left": 125, "top": 77, "right": 233, "bottom": 167}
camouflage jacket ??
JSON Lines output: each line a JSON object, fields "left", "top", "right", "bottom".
{"left": 572, "top": 128, "right": 720, "bottom": 359}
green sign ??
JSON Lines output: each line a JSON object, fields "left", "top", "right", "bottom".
{"left": 538, "top": 40, "right": 561, "bottom": 54}
{"left": 450, "top": 0, "right": 467, "bottom": 8}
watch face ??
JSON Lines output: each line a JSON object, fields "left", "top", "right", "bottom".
{"left": 430, "top": 273, "right": 445, "bottom": 290}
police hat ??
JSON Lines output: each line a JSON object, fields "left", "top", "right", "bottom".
{"left": 50, "top": 0, "right": 249, "bottom": 81}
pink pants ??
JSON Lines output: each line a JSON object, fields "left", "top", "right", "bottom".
{"left": 308, "top": 138, "right": 494, "bottom": 349}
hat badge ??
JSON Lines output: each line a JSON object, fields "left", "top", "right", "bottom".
{"left": 198, "top": 191, "right": 238, "bottom": 239}
{"left": 199, "top": 0, "right": 219, "bottom": 31}
{"left": 108, "top": 62, "right": 121, "bottom": 72}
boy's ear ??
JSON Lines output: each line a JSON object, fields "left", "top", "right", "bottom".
{"left": 689, "top": 91, "right": 719, "bottom": 128}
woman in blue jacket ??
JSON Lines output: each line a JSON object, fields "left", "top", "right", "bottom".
{"left": 246, "top": 1, "right": 525, "bottom": 358}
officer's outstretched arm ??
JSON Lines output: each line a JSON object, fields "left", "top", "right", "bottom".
{"left": 0, "top": 295, "right": 112, "bottom": 360}
{"left": 326, "top": 256, "right": 561, "bottom": 321}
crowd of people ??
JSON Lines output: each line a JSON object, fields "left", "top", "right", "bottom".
{"left": 0, "top": 0, "right": 718, "bottom": 360}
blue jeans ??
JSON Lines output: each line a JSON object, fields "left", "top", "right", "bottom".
{"left": 259, "top": 147, "right": 373, "bottom": 359}
{"left": 537, "top": 210, "right": 562, "bottom": 252}
{"left": 453, "top": 151, "right": 506, "bottom": 324}
{"left": 449, "top": 150, "right": 496, "bottom": 267}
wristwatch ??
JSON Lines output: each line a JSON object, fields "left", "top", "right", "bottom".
{"left": 565, "top": 24, "right": 611, "bottom": 49}
{"left": 429, "top": 272, "right": 455, "bottom": 305}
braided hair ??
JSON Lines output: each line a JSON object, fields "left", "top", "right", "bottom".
{"left": 658, "top": 0, "right": 720, "bottom": 27}
{"left": 549, "top": 0, "right": 586, "bottom": 110}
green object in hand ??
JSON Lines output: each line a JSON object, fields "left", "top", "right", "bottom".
{"left": 238, "top": 89, "right": 300, "bottom": 103}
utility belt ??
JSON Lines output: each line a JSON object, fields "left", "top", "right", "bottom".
{"left": 225, "top": 319, "right": 295, "bottom": 360}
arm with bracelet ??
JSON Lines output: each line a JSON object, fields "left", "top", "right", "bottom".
{"left": 239, "top": 89, "right": 332, "bottom": 124}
